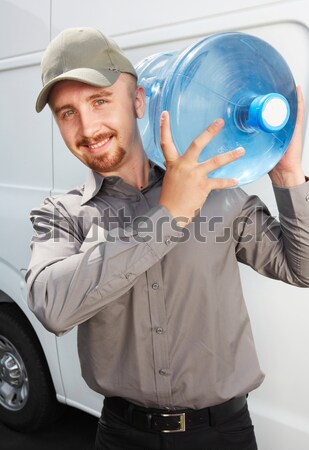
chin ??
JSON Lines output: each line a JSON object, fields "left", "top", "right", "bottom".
{"left": 86, "top": 149, "right": 127, "bottom": 173}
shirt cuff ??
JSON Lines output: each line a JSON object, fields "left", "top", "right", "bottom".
{"left": 273, "top": 177, "right": 309, "bottom": 218}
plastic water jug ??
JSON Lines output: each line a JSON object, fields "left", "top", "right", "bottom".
{"left": 135, "top": 32, "right": 297, "bottom": 185}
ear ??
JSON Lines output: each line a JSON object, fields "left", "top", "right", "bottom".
{"left": 134, "top": 86, "right": 146, "bottom": 119}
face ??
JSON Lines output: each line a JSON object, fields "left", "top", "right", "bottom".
{"left": 49, "top": 74, "right": 145, "bottom": 174}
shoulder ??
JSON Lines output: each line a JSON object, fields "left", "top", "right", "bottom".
{"left": 203, "top": 187, "right": 268, "bottom": 224}
{"left": 30, "top": 185, "right": 85, "bottom": 221}
{"left": 205, "top": 187, "right": 254, "bottom": 212}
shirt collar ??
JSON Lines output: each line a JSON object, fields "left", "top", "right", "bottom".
{"left": 80, "top": 160, "right": 164, "bottom": 206}
{"left": 81, "top": 170, "right": 105, "bottom": 206}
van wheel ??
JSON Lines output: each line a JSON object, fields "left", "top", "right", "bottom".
{"left": 0, "top": 303, "right": 60, "bottom": 431}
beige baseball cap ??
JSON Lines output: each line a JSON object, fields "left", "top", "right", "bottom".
{"left": 36, "top": 27, "right": 137, "bottom": 112}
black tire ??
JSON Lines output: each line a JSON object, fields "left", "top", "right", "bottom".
{"left": 0, "top": 302, "right": 61, "bottom": 431}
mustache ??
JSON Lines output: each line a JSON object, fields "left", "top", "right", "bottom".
{"left": 77, "top": 132, "right": 116, "bottom": 147}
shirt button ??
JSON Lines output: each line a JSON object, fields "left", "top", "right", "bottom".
{"left": 159, "top": 369, "right": 167, "bottom": 376}
{"left": 306, "top": 195, "right": 309, "bottom": 202}
{"left": 165, "top": 238, "right": 172, "bottom": 245}
{"left": 152, "top": 282, "right": 159, "bottom": 290}
{"left": 156, "top": 327, "right": 164, "bottom": 334}
{"left": 125, "top": 272, "right": 133, "bottom": 280}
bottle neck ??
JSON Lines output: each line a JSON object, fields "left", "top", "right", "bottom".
{"left": 234, "top": 93, "right": 290, "bottom": 133}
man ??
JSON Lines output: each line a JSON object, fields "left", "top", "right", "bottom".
{"left": 26, "top": 27, "right": 309, "bottom": 450}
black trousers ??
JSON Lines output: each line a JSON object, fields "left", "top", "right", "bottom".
{"left": 94, "top": 399, "right": 258, "bottom": 450}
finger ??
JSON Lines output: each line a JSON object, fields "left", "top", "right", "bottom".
{"left": 288, "top": 85, "right": 304, "bottom": 148}
{"left": 182, "top": 118, "right": 225, "bottom": 163}
{"left": 206, "top": 176, "right": 239, "bottom": 191}
{"left": 197, "top": 147, "right": 246, "bottom": 175}
{"left": 160, "top": 111, "right": 179, "bottom": 164}
{"left": 295, "top": 85, "right": 304, "bottom": 131}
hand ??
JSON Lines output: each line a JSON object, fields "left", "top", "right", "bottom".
{"left": 269, "top": 85, "right": 305, "bottom": 187}
{"left": 158, "top": 112, "right": 245, "bottom": 227}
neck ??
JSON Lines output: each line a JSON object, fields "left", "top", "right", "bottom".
{"left": 98, "top": 139, "right": 150, "bottom": 190}
{"left": 119, "top": 151, "right": 150, "bottom": 190}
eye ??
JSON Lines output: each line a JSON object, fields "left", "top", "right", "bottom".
{"left": 96, "top": 99, "right": 106, "bottom": 106}
{"left": 63, "top": 109, "right": 74, "bottom": 118}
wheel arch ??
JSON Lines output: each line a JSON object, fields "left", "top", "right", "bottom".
{"left": 0, "top": 263, "right": 65, "bottom": 401}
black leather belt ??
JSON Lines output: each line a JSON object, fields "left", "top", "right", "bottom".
{"left": 104, "top": 395, "right": 247, "bottom": 433}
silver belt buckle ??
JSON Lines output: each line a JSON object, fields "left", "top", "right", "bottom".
{"left": 160, "top": 412, "right": 186, "bottom": 433}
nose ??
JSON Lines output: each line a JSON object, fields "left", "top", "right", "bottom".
{"left": 78, "top": 108, "right": 101, "bottom": 138}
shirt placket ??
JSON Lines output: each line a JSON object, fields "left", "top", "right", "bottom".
{"left": 146, "top": 261, "right": 173, "bottom": 408}
{"left": 136, "top": 186, "right": 173, "bottom": 408}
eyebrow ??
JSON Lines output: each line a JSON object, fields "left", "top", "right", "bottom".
{"left": 53, "top": 103, "right": 75, "bottom": 116}
{"left": 86, "top": 90, "right": 113, "bottom": 101}
{"left": 53, "top": 89, "right": 113, "bottom": 116}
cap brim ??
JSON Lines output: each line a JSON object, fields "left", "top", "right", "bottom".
{"left": 35, "top": 67, "right": 120, "bottom": 112}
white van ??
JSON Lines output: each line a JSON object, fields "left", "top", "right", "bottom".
{"left": 0, "top": 0, "right": 308, "bottom": 448}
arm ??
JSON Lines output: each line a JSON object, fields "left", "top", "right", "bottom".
{"left": 236, "top": 86, "right": 309, "bottom": 286}
{"left": 235, "top": 184, "right": 309, "bottom": 287}
{"left": 269, "top": 85, "right": 306, "bottom": 188}
{"left": 27, "top": 116, "right": 245, "bottom": 336}
{"left": 26, "top": 200, "right": 181, "bottom": 335}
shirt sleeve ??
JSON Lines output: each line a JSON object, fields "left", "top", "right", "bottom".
{"left": 26, "top": 197, "right": 182, "bottom": 336}
{"left": 235, "top": 180, "right": 309, "bottom": 287}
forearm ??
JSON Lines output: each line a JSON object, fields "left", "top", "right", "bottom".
{"left": 236, "top": 181, "right": 309, "bottom": 287}
{"left": 269, "top": 168, "right": 306, "bottom": 188}
{"left": 27, "top": 205, "right": 181, "bottom": 335}
{"left": 272, "top": 180, "right": 309, "bottom": 285}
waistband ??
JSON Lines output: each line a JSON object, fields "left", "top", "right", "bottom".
{"left": 103, "top": 395, "right": 247, "bottom": 433}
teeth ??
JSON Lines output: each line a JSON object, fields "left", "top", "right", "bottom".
{"left": 88, "top": 137, "right": 111, "bottom": 149}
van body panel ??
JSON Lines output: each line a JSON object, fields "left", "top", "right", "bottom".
{"left": 0, "top": 0, "right": 308, "bottom": 447}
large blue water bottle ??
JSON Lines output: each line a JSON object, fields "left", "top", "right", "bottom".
{"left": 135, "top": 32, "right": 297, "bottom": 185}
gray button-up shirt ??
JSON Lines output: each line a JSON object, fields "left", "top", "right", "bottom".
{"left": 26, "top": 162, "right": 309, "bottom": 410}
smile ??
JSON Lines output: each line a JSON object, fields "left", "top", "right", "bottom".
{"left": 84, "top": 136, "right": 112, "bottom": 154}
{"left": 88, "top": 136, "right": 111, "bottom": 149}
